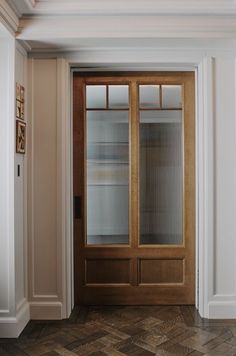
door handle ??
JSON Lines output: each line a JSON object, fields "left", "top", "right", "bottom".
{"left": 74, "top": 196, "right": 81, "bottom": 219}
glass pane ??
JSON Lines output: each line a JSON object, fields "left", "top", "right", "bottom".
{"left": 86, "top": 110, "right": 129, "bottom": 245}
{"left": 140, "top": 85, "right": 160, "bottom": 108}
{"left": 86, "top": 85, "right": 106, "bottom": 108}
{"left": 162, "top": 85, "right": 182, "bottom": 108}
{"left": 140, "top": 110, "right": 183, "bottom": 245}
{"left": 109, "top": 85, "right": 129, "bottom": 108}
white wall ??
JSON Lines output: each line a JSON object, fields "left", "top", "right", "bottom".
{"left": 214, "top": 57, "right": 236, "bottom": 296}
{"left": 0, "top": 28, "right": 29, "bottom": 337}
{"left": 206, "top": 55, "right": 236, "bottom": 317}
{"left": 0, "top": 37, "right": 13, "bottom": 315}
{"left": 15, "top": 44, "right": 28, "bottom": 312}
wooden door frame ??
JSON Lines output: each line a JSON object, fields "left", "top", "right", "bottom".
{"left": 72, "top": 71, "right": 195, "bottom": 306}
{"left": 60, "top": 60, "right": 214, "bottom": 318}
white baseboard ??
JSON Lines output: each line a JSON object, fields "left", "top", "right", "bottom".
{"left": 0, "top": 300, "right": 30, "bottom": 338}
{"left": 30, "top": 301, "right": 63, "bottom": 320}
{"left": 208, "top": 301, "right": 236, "bottom": 319}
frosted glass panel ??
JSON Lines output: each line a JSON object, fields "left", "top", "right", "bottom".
{"left": 140, "top": 110, "right": 183, "bottom": 245}
{"left": 140, "top": 85, "right": 160, "bottom": 108}
{"left": 109, "top": 85, "right": 129, "bottom": 108}
{"left": 86, "top": 110, "right": 129, "bottom": 245}
{"left": 162, "top": 85, "right": 182, "bottom": 108}
{"left": 86, "top": 85, "right": 106, "bottom": 108}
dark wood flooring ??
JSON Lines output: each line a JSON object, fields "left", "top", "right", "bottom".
{"left": 1, "top": 306, "right": 236, "bottom": 355}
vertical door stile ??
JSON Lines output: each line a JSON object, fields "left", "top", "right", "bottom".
{"left": 130, "top": 81, "right": 139, "bottom": 286}
{"left": 82, "top": 80, "right": 87, "bottom": 250}
{"left": 73, "top": 76, "right": 86, "bottom": 303}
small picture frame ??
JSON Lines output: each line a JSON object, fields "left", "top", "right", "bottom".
{"left": 16, "top": 100, "right": 21, "bottom": 119}
{"left": 16, "top": 120, "right": 26, "bottom": 154}
{"left": 20, "top": 86, "right": 25, "bottom": 102}
{"left": 16, "top": 83, "right": 21, "bottom": 101}
{"left": 20, "top": 102, "right": 24, "bottom": 120}
{"left": 16, "top": 83, "right": 25, "bottom": 120}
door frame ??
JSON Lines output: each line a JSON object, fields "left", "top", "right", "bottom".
{"left": 60, "top": 58, "right": 214, "bottom": 318}
{"left": 72, "top": 72, "right": 195, "bottom": 305}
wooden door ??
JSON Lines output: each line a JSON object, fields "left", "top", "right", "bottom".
{"left": 73, "top": 72, "right": 195, "bottom": 305}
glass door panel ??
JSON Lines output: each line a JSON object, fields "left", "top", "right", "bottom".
{"left": 139, "top": 85, "right": 183, "bottom": 245}
{"left": 86, "top": 85, "right": 129, "bottom": 245}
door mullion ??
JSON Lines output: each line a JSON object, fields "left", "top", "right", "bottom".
{"left": 129, "top": 81, "right": 140, "bottom": 250}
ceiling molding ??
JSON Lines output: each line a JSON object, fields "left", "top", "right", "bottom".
{"left": 4, "top": 0, "right": 236, "bottom": 52}
{"left": 22, "top": 38, "right": 236, "bottom": 54}
{"left": 7, "top": 0, "right": 35, "bottom": 16}
{"left": 8, "top": 0, "right": 236, "bottom": 16}
{"left": 0, "top": 0, "right": 19, "bottom": 34}
{"left": 17, "top": 15, "right": 236, "bottom": 42}
{"left": 25, "top": 0, "right": 36, "bottom": 9}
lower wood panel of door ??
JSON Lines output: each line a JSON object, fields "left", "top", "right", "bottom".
{"left": 79, "top": 285, "right": 194, "bottom": 305}
{"left": 78, "top": 255, "right": 194, "bottom": 305}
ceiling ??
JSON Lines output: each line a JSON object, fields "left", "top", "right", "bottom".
{"left": 5, "top": 0, "right": 236, "bottom": 52}
{"left": 9, "top": 0, "right": 236, "bottom": 16}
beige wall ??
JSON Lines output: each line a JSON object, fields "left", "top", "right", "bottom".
{"left": 28, "top": 59, "right": 66, "bottom": 319}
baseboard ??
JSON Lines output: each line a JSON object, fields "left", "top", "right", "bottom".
{"left": 0, "top": 300, "right": 30, "bottom": 338}
{"left": 208, "top": 301, "right": 236, "bottom": 319}
{"left": 30, "top": 301, "right": 63, "bottom": 320}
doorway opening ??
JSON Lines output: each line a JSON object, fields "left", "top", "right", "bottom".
{"left": 73, "top": 72, "right": 195, "bottom": 305}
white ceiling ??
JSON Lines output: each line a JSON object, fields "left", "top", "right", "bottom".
{"left": 5, "top": 0, "right": 236, "bottom": 52}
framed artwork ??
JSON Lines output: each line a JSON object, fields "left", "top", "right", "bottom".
{"left": 16, "top": 83, "right": 25, "bottom": 120}
{"left": 16, "top": 120, "right": 26, "bottom": 154}
{"left": 20, "top": 86, "right": 24, "bottom": 102}
{"left": 16, "top": 83, "right": 21, "bottom": 101}
{"left": 20, "top": 102, "right": 24, "bottom": 120}
{"left": 16, "top": 100, "right": 21, "bottom": 118}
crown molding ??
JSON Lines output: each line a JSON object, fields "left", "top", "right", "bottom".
{"left": 0, "top": 0, "right": 19, "bottom": 33}
{"left": 17, "top": 15, "right": 236, "bottom": 42}
{"left": 34, "top": 1, "right": 236, "bottom": 16}
{"left": 7, "top": 0, "right": 236, "bottom": 16}
{"left": 7, "top": 0, "right": 35, "bottom": 16}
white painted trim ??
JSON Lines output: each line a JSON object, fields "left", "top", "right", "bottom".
{"left": 0, "top": 0, "right": 19, "bottom": 34}
{"left": 18, "top": 15, "right": 236, "bottom": 42}
{"left": 56, "top": 58, "right": 74, "bottom": 318}
{"left": 208, "top": 301, "right": 236, "bottom": 319}
{"left": 4, "top": 36, "right": 16, "bottom": 317}
{"left": 29, "top": 302, "right": 62, "bottom": 320}
{"left": 32, "top": 295, "right": 60, "bottom": 299}
{"left": 7, "top": 0, "right": 35, "bottom": 16}
{"left": 0, "top": 300, "right": 30, "bottom": 338}
{"left": 22, "top": 44, "right": 29, "bottom": 306}
{"left": 15, "top": 40, "right": 28, "bottom": 57}
{"left": 197, "top": 57, "right": 215, "bottom": 318}
{"left": 56, "top": 58, "right": 73, "bottom": 318}
{"left": 27, "top": 58, "right": 35, "bottom": 302}
{"left": 12, "top": 0, "right": 236, "bottom": 16}
{"left": 25, "top": 0, "right": 35, "bottom": 8}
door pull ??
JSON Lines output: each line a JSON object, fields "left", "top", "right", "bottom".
{"left": 74, "top": 196, "right": 81, "bottom": 219}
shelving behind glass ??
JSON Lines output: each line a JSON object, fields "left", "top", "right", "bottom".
{"left": 86, "top": 86, "right": 130, "bottom": 245}
{"left": 139, "top": 85, "right": 183, "bottom": 245}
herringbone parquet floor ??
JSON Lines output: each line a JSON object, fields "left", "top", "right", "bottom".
{"left": 1, "top": 306, "right": 236, "bottom": 355}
